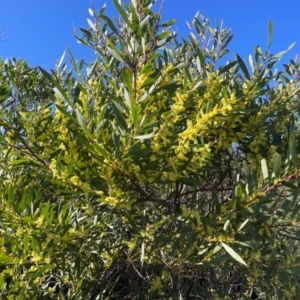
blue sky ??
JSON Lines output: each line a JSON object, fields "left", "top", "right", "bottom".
{"left": 0, "top": 0, "right": 299, "bottom": 71}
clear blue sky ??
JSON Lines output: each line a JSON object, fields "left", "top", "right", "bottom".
{"left": 1, "top": 0, "right": 299, "bottom": 71}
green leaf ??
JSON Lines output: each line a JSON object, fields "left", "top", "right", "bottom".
{"left": 57, "top": 51, "right": 66, "bottom": 69}
{"left": 261, "top": 158, "right": 269, "bottom": 180}
{"left": 157, "top": 36, "right": 172, "bottom": 48}
{"left": 111, "top": 102, "right": 128, "bottom": 131}
{"left": 0, "top": 254, "right": 14, "bottom": 264}
{"left": 87, "top": 59, "right": 98, "bottom": 78}
{"left": 87, "top": 18, "right": 96, "bottom": 31}
{"left": 39, "top": 67, "right": 71, "bottom": 106}
{"left": 107, "top": 47, "right": 124, "bottom": 63}
{"left": 29, "top": 264, "right": 51, "bottom": 284}
{"left": 289, "top": 121, "right": 298, "bottom": 166}
{"left": 273, "top": 42, "right": 296, "bottom": 59}
{"left": 10, "top": 159, "right": 31, "bottom": 166}
{"left": 221, "top": 242, "right": 247, "bottom": 266}
{"left": 141, "top": 241, "right": 145, "bottom": 264}
{"left": 223, "top": 218, "right": 231, "bottom": 231}
{"left": 93, "top": 144, "right": 110, "bottom": 160}
{"left": 141, "top": 37, "right": 146, "bottom": 55}
{"left": 273, "top": 152, "right": 281, "bottom": 179}
{"left": 123, "top": 68, "right": 133, "bottom": 93}
{"left": 134, "top": 131, "right": 155, "bottom": 141}
{"left": 236, "top": 54, "right": 250, "bottom": 80}
{"left": 196, "top": 56, "right": 202, "bottom": 73}
{"left": 196, "top": 48, "right": 205, "bottom": 67}
{"left": 56, "top": 104, "right": 76, "bottom": 121}
{"left": 160, "top": 19, "right": 175, "bottom": 27}
{"left": 243, "top": 160, "right": 250, "bottom": 179}
{"left": 113, "top": 0, "right": 131, "bottom": 27}
{"left": 268, "top": 19, "right": 273, "bottom": 49}
{"left": 218, "top": 61, "right": 237, "bottom": 75}
{"left": 100, "top": 15, "right": 120, "bottom": 36}
{"left": 238, "top": 218, "right": 249, "bottom": 232}
{"left": 76, "top": 108, "right": 93, "bottom": 139}
{"left": 156, "top": 31, "right": 171, "bottom": 41}
{"left": 140, "top": 15, "right": 150, "bottom": 28}
{"left": 235, "top": 185, "right": 243, "bottom": 198}
{"left": 95, "top": 119, "right": 108, "bottom": 133}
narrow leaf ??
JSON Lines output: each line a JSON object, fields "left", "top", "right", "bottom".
{"left": 107, "top": 47, "right": 124, "bottom": 62}
{"left": 221, "top": 242, "right": 247, "bottom": 266}
{"left": 0, "top": 254, "right": 14, "bottom": 264}
{"left": 243, "top": 160, "right": 250, "bottom": 179}
{"left": 29, "top": 264, "right": 51, "bottom": 284}
{"left": 236, "top": 54, "right": 250, "bottom": 80}
{"left": 113, "top": 0, "right": 131, "bottom": 27}
{"left": 223, "top": 218, "right": 231, "bottom": 231}
{"left": 289, "top": 121, "right": 298, "bottom": 166}
{"left": 87, "top": 18, "right": 96, "bottom": 31}
{"left": 141, "top": 241, "right": 145, "bottom": 263}
{"left": 134, "top": 131, "right": 155, "bottom": 141}
{"left": 268, "top": 19, "right": 273, "bottom": 49}
{"left": 273, "top": 152, "right": 281, "bottom": 179}
{"left": 238, "top": 218, "right": 249, "bottom": 232}
{"left": 261, "top": 158, "right": 269, "bottom": 180}
{"left": 273, "top": 42, "right": 296, "bottom": 59}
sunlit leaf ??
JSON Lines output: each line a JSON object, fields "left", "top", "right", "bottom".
{"left": 221, "top": 242, "right": 247, "bottom": 266}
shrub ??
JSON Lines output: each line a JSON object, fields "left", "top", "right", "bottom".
{"left": 1, "top": 0, "right": 300, "bottom": 299}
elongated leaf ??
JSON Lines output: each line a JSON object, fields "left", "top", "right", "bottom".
{"left": 140, "top": 15, "right": 150, "bottom": 28}
{"left": 236, "top": 54, "right": 250, "bottom": 80}
{"left": 39, "top": 67, "right": 72, "bottom": 105}
{"left": 113, "top": 0, "right": 131, "bottom": 27}
{"left": 88, "top": 8, "right": 94, "bottom": 17}
{"left": 157, "top": 36, "right": 172, "bottom": 48}
{"left": 289, "top": 122, "right": 298, "bottom": 166}
{"left": 268, "top": 19, "right": 273, "bottom": 49}
{"left": 107, "top": 47, "right": 124, "bottom": 62}
{"left": 223, "top": 218, "right": 231, "bottom": 231}
{"left": 221, "top": 242, "right": 247, "bottom": 266}
{"left": 141, "top": 241, "right": 145, "bottom": 263}
{"left": 0, "top": 254, "right": 14, "bottom": 264}
{"left": 235, "top": 184, "right": 243, "bottom": 197}
{"left": 57, "top": 51, "right": 66, "bottom": 69}
{"left": 76, "top": 109, "right": 93, "bottom": 139}
{"left": 134, "top": 132, "right": 155, "bottom": 141}
{"left": 87, "top": 18, "right": 96, "bottom": 31}
{"left": 243, "top": 160, "right": 250, "bottom": 179}
{"left": 156, "top": 31, "right": 171, "bottom": 41}
{"left": 196, "top": 56, "right": 201, "bottom": 73}
{"left": 261, "top": 158, "right": 269, "bottom": 180}
{"left": 273, "top": 42, "right": 296, "bottom": 59}
{"left": 196, "top": 48, "right": 205, "bottom": 67}
{"left": 218, "top": 61, "right": 237, "bottom": 75}
{"left": 248, "top": 54, "right": 254, "bottom": 73}
{"left": 100, "top": 15, "right": 120, "bottom": 36}
{"left": 93, "top": 143, "right": 110, "bottom": 159}
{"left": 238, "top": 218, "right": 249, "bottom": 232}
{"left": 95, "top": 119, "right": 108, "bottom": 133}
{"left": 160, "top": 19, "right": 175, "bottom": 27}
{"left": 273, "top": 152, "right": 281, "bottom": 179}
{"left": 111, "top": 102, "right": 128, "bottom": 131}
{"left": 123, "top": 68, "right": 133, "bottom": 93}
{"left": 29, "top": 264, "right": 51, "bottom": 284}
{"left": 56, "top": 104, "right": 76, "bottom": 121}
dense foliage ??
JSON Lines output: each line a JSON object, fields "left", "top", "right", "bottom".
{"left": 1, "top": 0, "right": 300, "bottom": 299}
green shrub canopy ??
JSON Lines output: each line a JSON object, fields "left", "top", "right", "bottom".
{"left": 0, "top": 1, "right": 300, "bottom": 299}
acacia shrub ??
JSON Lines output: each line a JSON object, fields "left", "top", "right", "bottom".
{"left": 0, "top": 0, "right": 300, "bottom": 299}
